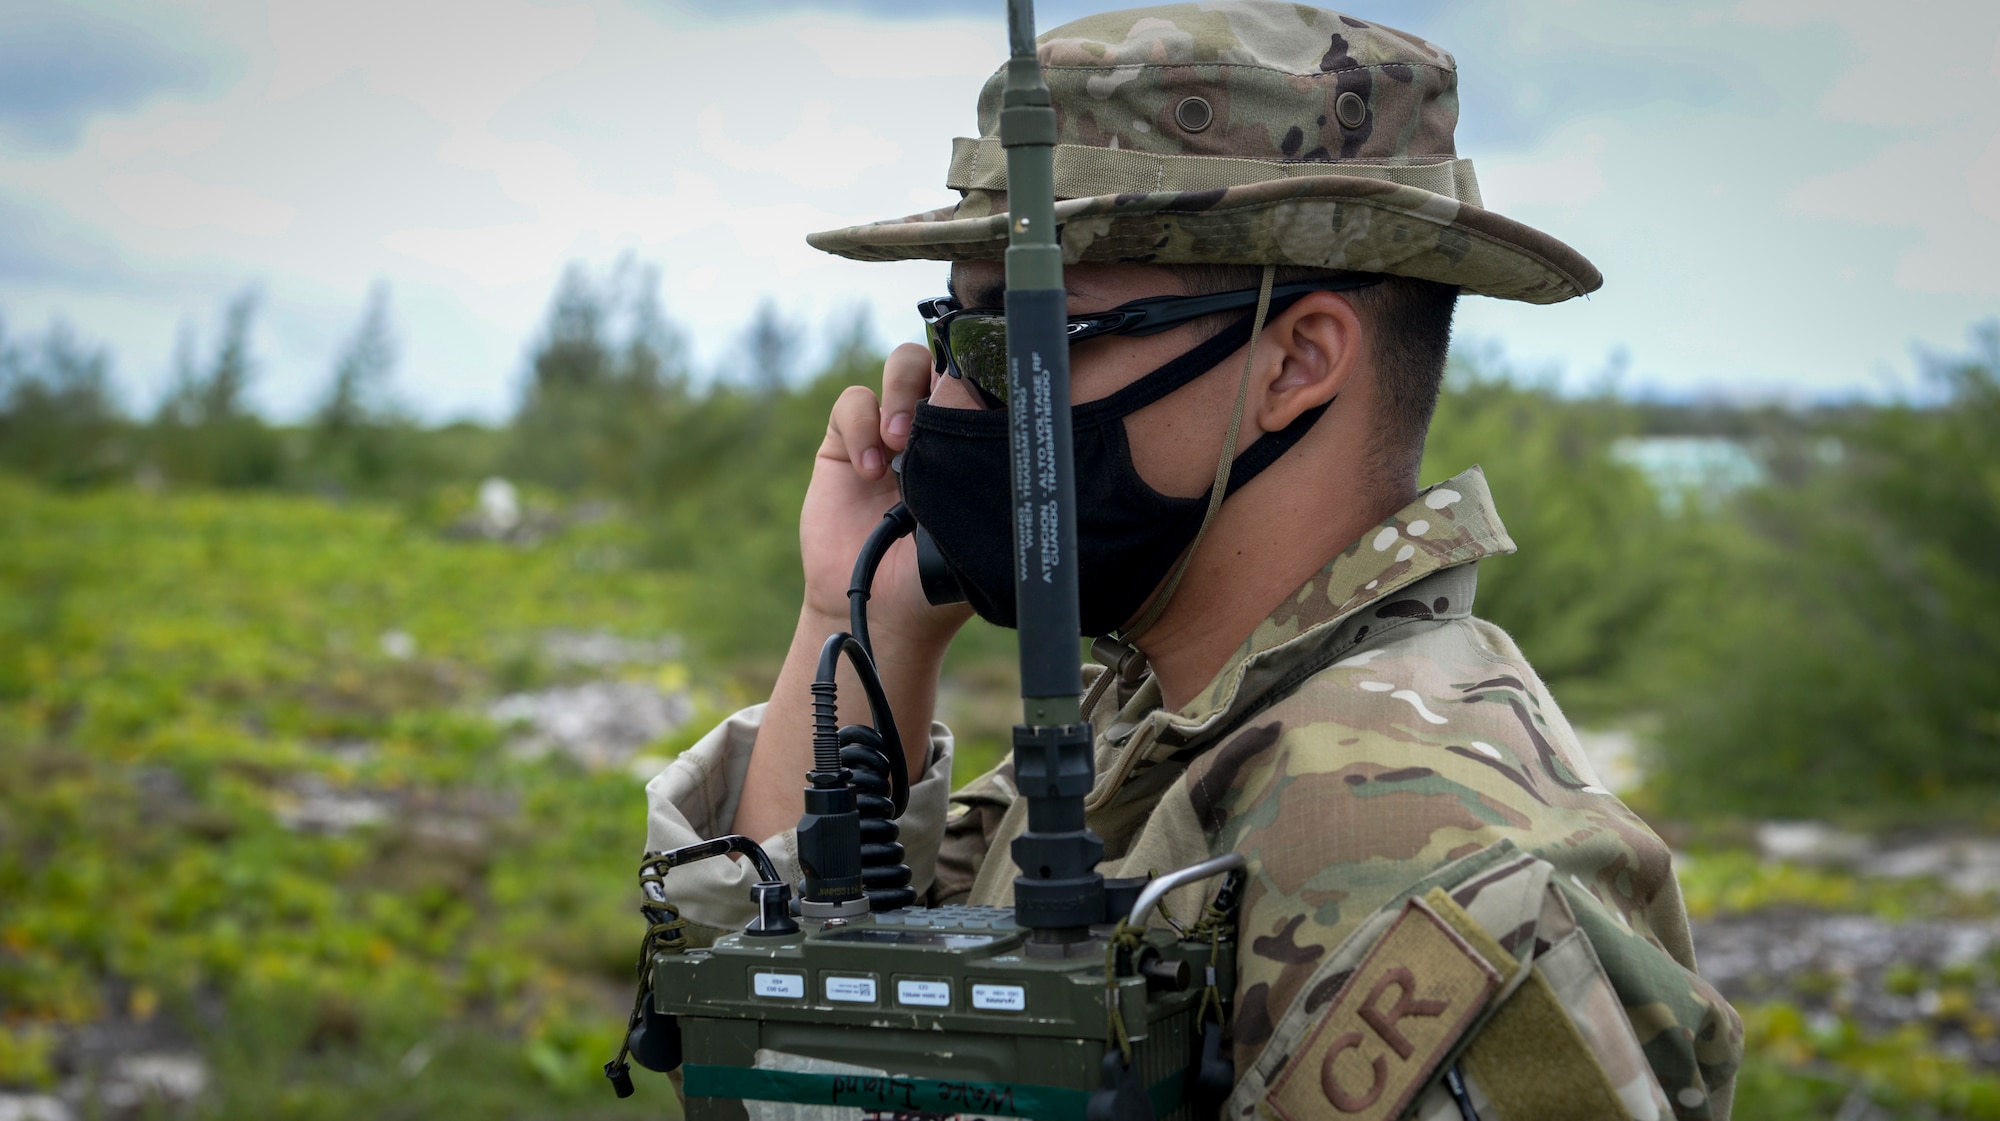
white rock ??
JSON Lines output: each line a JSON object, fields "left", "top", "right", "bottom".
{"left": 490, "top": 681, "right": 692, "bottom": 770}
{"left": 1754, "top": 821, "right": 1875, "bottom": 867}
{"left": 628, "top": 753, "right": 671, "bottom": 783}
{"left": 1692, "top": 912, "right": 2000, "bottom": 988}
{"left": 274, "top": 775, "right": 393, "bottom": 834}
{"left": 378, "top": 629, "right": 417, "bottom": 660}
{"left": 1575, "top": 727, "right": 1646, "bottom": 794}
{"left": 0, "top": 1095, "right": 72, "bottom": 1121}
{"left": 399, "top": 1041, "right": 434, "bottom": 1077}
{"left": 538, "top": 630, "right": 682, "bottom": 668}
{"left": 476, "top": 477, "right": 521, "bottom": 534}
{"left": 100, "top": 1053, "right": 207, "bottom": 1110}
{"left": 1863, "top": 838, "right": 2000, "bottom": 897}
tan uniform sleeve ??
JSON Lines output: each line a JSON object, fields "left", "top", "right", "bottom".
{"left": 925, "top": 759, "right": 1019, "bottom": 906}
{"left": 642, "top": 703, "right": 955, "bottom": 936}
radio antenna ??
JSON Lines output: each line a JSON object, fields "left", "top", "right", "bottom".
{"left": 1000, "top": 0, "right": 1104, "bottom": 947}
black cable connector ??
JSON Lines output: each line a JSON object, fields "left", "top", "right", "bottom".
{"left": 809, "top": 632, "right": 908, "bottom": 812}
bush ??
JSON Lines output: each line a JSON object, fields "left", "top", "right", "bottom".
{"left": 1647, "top": 324, "right": 2000, "bottom": 817}
{"left": 505, "top": 260, "right": 691, "bottom": 497}
{"left": 148, "top": 292, "right": 286, "bottom": 489}
{"left": 0, "top": 318, "right": 132, "bottom": 487}
{"left": 0, "top": 480, "right": 691, "bottom": 1117}
{"left": 1419, "top": 352, "right": 1692, "bottom": 721}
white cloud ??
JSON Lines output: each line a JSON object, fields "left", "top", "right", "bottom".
{"left": 380, "top": 224, "right": 581, "bottom": 290}
{"left": 1770, "top": 8, "right": 2000, "bottom": 299}
{"left": 100, "top": 170, "right": 294, "bottom": 235}
{"left": 1731, "top": 0, "right": 1999, "bottom": 42}
{"left": 1478, "top": 129, "right": 1609, "bottom": 208}
{"left": 797, "top": 23, "right": 1003, "bottom": 81}
{"left": 93, "top": 117, "right": 227, "bottom": 161}
{"left": 261, "top": 0, "right": 597, "bottom": 128}
{"left": 1816, "top": 51, "right": 1992, "bottom": 129}
{"left": 1836, "top": 128, "right": 2000, "bottom": 297}
{"left": 1894, "top": 227, "right": 2000, "bottom": 298}
{"left": 696, "top": 101, "right": 902, "bottom": 189}
{"left": 434, "top": 132, "right": 589, "bottom": 208}
{"left": 1971, "top": 133, "right": 2000, "bottom": 224}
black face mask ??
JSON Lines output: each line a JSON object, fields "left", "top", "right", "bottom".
{"left": 898, "top": 314, "right": 1330, "bottom": 637}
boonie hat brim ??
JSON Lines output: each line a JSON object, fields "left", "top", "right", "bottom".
{"left": 808, "top": 173, "right": 1600, "bottom": 305}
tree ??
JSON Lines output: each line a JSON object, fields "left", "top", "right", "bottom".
{"left": 304, "top": 283, "right": 406, "bottom": 490}
{"left": 316, "top": 282, "right": 398, "bottom": 435}
{"left": 158, "top": 323, "right": 200, "bottom": 427}
{"left": 1647, "top": 322, "right": 2000, "bottom": 818}
{"left": 507, "top": 257, "right": 691, "bottom": 494}
{"left": 205, "top": 290, "right": 257, "bottom": 423}
{"left": 0, "top": 316, "right": 129, "bottom": 485}
{"left": 1418, "top": 350, "right": 1687, "bottom": 719}
{"left": 739, "top": 298, "right": 799, "bottom": 394}
{"left": 640, "top": 337, "right": 882, "bottom": 659}
{"left": 823, "top": 305, "right": 880, "bottom": 376}
{"left": 148, "top": 288, "right": 282, "bottom": 487}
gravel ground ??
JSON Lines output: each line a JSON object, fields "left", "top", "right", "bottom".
{"left": 1694, "top": 908, "right": 2000, "bottom": 1066}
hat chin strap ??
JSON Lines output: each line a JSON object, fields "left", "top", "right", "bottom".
{"left": 1083, "top": 264, "right": 1278, "bottom": 713}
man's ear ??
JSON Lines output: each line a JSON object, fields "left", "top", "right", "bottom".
{"left": 1255, "top": 291, "right": 1365, "bottom": 432}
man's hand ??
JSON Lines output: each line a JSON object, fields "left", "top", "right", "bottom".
{"left": 736, "top": 343, "right": 973, "bottom": 846}
{"left": 800, "top": 342, "right": 972, "bottom": 654}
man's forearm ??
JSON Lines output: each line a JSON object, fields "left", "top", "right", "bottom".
{"left": 736, "top": 606, "right": 948, "bottom": 844}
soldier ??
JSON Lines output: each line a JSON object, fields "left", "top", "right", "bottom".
{"left": 646, "top": 3, "right": 1743, "bottom": 1118}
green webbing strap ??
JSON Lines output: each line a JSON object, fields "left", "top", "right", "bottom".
{"left": 1116, "top": 264, "right": 1278, "bottom": 648}
{"left": 1102, "top": 921, "right": 1148, "bottom": 1063}
{"left": 1186, "top": 890, "right": 1235, "bottom": 1031}
{"left": 609, "top": 855, "right": 691, "bottom": 1081}
{"left": 949, "top": 138, "right": 1484, "bottom": 208}
{"left": 1079, "top": 666, "right": 1116, "bottom": 724}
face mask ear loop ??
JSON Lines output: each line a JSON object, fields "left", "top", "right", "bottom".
{"left": 1108, "top": 264, "right": 1278, "bottom": 661}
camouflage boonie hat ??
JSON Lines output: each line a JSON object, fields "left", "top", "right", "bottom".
{"left": 808, "top": 2, "right": 1601, "bottom": 304}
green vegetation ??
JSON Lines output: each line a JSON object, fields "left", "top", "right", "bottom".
{"left": 1418, "top": 355, "right": 1693, "bottom": 722}
{"left": 0, "top": 481, "right": 711, "bottom": 1116}
{"left": 1737, "top": 1002, "right": 2000, "bottom": 1120}
{"left": 1676, "top": 849, "right": 1998, "bottom": 923}
{"left": 4, "top": 266, "right": 1999, "bottom": 1116}
{"left": 1416, "top": 327, "right": 2000, "bottom": 822}
{"left": 1645, "top": 325, "right": 2000, "bottom": 818}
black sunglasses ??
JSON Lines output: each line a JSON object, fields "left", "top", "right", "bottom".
{"left": 917, "top": 276, "right": 1382, "bottom": 407}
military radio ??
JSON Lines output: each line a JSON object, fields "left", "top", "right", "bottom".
{"left": 603, "top": 3, "right": 1242, "bottom": 1117}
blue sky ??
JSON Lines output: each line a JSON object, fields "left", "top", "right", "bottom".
{"left": 0, "top": 0, "right": 1994, "bottom": 420}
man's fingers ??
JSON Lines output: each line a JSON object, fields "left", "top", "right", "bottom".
{"left": 826, "top": 385, "right": 888, "bottom": 479}
{"left": 879, "top": 343, "right": 934, "bottom": 452}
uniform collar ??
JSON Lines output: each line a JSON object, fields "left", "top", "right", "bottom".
{"left": 1094, "top": 466, "right": 1516, "bottom": 764}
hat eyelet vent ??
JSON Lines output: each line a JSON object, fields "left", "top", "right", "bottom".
{"left": 1335, "top": 91, "right": 1367, "bottom": 130}
{"left": 1174, "top": 97, "right": 1213, "bottom": 133}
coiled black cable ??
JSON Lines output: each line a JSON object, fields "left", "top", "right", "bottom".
{"left": 799, "top": 503, "right": 919, "bottom": 912}
{"left": 841, "top": 725, "right": 914, "bottom": 910}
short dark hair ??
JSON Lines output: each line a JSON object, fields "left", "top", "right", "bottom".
{"left": 1175, "top": 265, "right": 1458, "bottom": 495}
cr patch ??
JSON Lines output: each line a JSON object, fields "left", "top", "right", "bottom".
{"left": 1265, "top": 897, "right": 1500, "bottom": 1121}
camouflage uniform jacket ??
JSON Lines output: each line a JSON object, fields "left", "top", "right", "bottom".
{"left": 645, "top": 465, "right": 1742, "bottom": 1119}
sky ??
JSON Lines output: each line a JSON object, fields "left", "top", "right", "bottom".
{"left": 0, "top": 0, "right": 1995, "bottom": 422}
